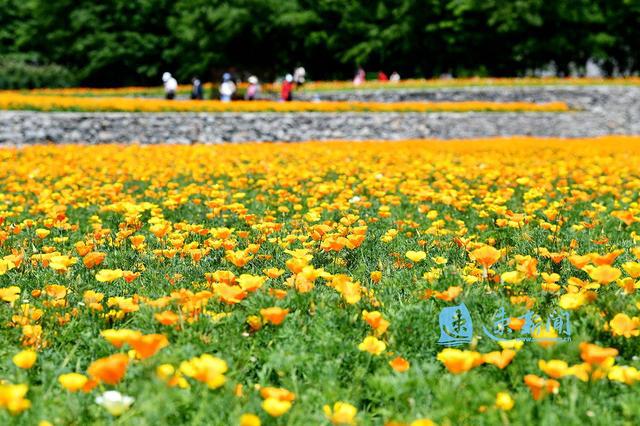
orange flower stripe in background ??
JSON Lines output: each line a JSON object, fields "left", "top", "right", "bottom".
{"left": 299, "top": 77, "right": 640, "bottom": 91}
{"left": 7, "top": 77, "right": 640, "bottom": 98}
{"left": 0, "top": 93, "right": 570, "bottom": 113}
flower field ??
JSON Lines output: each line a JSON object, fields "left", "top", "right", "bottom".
{"left": 0, "top": 93, "right": 570, "bottom": 113}
{"left": 1, "top": 137, "right": 640, "bottom": 425}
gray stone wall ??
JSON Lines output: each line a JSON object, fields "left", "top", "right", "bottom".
{"left": 0, "top": 86, "right": 638, "bottom": 144}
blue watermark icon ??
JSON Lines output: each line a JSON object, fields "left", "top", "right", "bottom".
{"left": 437, "top": 303, "right": 571, "bottom": 347}
{"left": 438, "top": 303, "right": 473, "bottom": 347}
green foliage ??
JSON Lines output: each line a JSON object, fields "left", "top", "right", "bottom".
{"left": 0, "top": 55, "right": 76, "bottom": 89}
{"left": 1, "top": 0, "right": 639, "bottom": 86}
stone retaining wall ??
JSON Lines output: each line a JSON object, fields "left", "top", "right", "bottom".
{"left": 0, "top": 86, "right": 637, "bottom": 143}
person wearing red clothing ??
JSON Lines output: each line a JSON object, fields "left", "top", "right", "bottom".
{"left": 281, "top": 73, "right": 294, "bottom": 101}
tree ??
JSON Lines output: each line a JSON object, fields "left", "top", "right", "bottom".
{"left": 0, "top": 0, "right": 638, "bottom": 86}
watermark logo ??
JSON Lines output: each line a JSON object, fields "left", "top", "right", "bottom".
{"left": 437, "top": 304, "right": 571, "bottom": 347}
{"left": 438, "top": 303, "right": 473, "bottom": 347}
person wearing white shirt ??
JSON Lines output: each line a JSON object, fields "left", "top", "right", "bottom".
{"left": 219, "top": 73, "right": 236, "bottom": 102}
{"left": 162, "top": 72, "right": 178, "bottom": 100}
{"left": 293, "top": 66, "right": 306, "bottom": 86}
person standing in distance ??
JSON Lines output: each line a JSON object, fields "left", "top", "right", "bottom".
{"left": 191, "top": 77, "right": 203, "bottom": 100}
{"left": 162, "top": 72, "right": 178, "bottom": 100}
{"left": 219, "top": 73, "right": 237, "bottom": 102}
{"left": 281, "top": 74, "right": 294, "bottom": 101}
{"left": 245, "top": 75, "right": 260, "bottom": 100}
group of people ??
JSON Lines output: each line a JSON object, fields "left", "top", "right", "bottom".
{"left": 354, "top": 67, "right": 400, "bottom": 85}
{"left": 161, "top": 66, "right": 307, "bottom": 102}
{"left": 162, "top": 66, "right": 400, "bottom": 101}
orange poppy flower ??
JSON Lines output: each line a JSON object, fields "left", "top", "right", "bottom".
{"left": 150, "top": 222, "right": 170, "bottom": 238}
{"left": 611, "top": 210, "right": 636, "bottom": 226}
{"left": 0, "top": 383, "right": 31, "bottom": 414}
{"left": 83, "top": 251, "right": 106, "bottom": 269}
{"left": 538, "top": 359, "right": 570, "bottom": 378}
{"left": 405, "top": 251, "right": 427, "bottom": 263}
{"left": 260, "top": 307, "right": 289, "bottom": 325}
{"left": 579, "top": 342, "right": 618, "bottom": 365}
{"left": 44, "top": 284, "right": 67, "bottom": 299}
{"left": 75, "top": 241, "right": 94, "bottom": 257}
{"left": 389, "top": 356, "right": 410, "bottom": 372}
{"left": 495, "top": 391, "right": 515, "bottom": 411}
{"left": 123, "top": 271, "right": 140, "bottom": 283}
{"left": 179, "top": 354, "right": 228, "bottom": 389}
{"left": 358, "top": 336, "right": 387, "bottom": 356}
{"left": 547, "top": 252, "right": 567, "bottom": 264}
{"left": 285, "top": 257, "right": 308, "bottom": 274}
{"left": 558, "top": 292, "right": 587, "bottom": 310}
{"left": 225, "top": 250, "right": 253, "bottom": 268}
{"left": 437, "top": 348, "right": 483, "bottom": 374}
{"left": 268, "top": 289, "right": 288, "bottom": 299}
{"left": 260, "top": 387, "right": 296, "bottom": 402}
{"left": 609, "top": 313, "right": 640, "bottom": 337}
{"left": 129, "top": 235, "right": 146, "bottom": 250}
{"left": 434, "top": 286, "right": 462, "bottom": 302}
{"left": 96, "top": 269, "right": 124, "bottom": 282}
{"left": 247, "top": 315, "right": 263, "bottom": 331}
{"left": 524, "top": 374, "right": 560, "bottom": 400}
{"left": 206, "top": 270, "right": 237, "bottom": 284}
{"left": 101, "top": 329, "right": 142, "bottom": 348}
{"left": 58, "top": 373, "right": 89, "bottom": 392}
{"left": 482, "top": 350, "right": 516, "bottom": 369}
{"left": 238, "top": 274, "right": 267, "bottom": 292}
{"left": 361, "top": 310, "right": 389, "bottom": 334}
{"left": 87, "top": 353, "right": 129, "bottom": 385}
{"left": 127, "top": 334, "right": 169, "bottom": 359}
{"left": 0, "top": 286, "right": 20, "bottom": 303}
{"left": 215, "top": 283, "right": 247, "bottom": 305}
{"left": 12, "top": 350, "right": 37, "bottom": 369}
{"left": 262, "top": 398, "right": 292, "bottom": 417}
{"left": 591, "top": 249, "right": 624, "bottom": 266}
{"left": 263, "top": 268, "right": 285, "bottom": 279}
{"left": 588, "top": 265, "right": 621, "bottom": 285}
{"left": 155, "top": 310, "right": 180, "bottom": 326}
{"left": 508, "top": 317, "right": 526, "bottom": 331}
{"left": 568, "top": 254, "right": 591, "bottom": 269}
{"left": 470, "top": 245, "right": 501, "bottom": 269}
{"left": 516, "top": 256, "right": 538, "bottom": 278}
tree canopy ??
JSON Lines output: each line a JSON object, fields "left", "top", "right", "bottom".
{"left": 1, "top": 0, "right": 639, "bottom": 86}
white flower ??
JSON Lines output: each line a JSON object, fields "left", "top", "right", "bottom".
{"left": 349, "top": 196, "right": 361, "bottom": 203}
{"left": 95, "top": 391, "right": 134, "bottom": 416}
